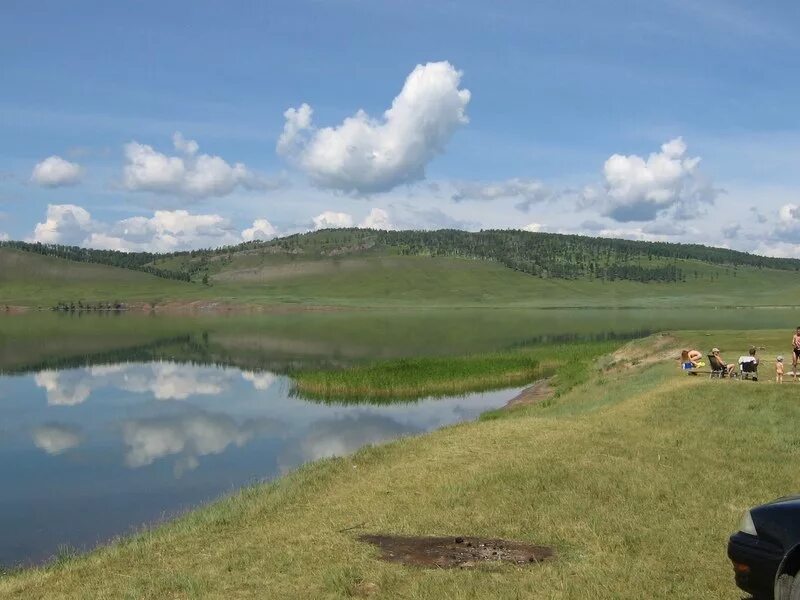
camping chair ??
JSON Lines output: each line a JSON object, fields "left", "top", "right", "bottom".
{"left": 708, "top": 354, "right": 728, "bottom": 379}
{"left": 739, "top": 359, "right": 759, "bottom": 381}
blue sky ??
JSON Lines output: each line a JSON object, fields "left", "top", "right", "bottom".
{"left": 2, "top": 0, "right": 800, "bottom": 254}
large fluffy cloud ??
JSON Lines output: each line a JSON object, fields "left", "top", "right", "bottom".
{"left": 31, "top": 156, "right": 83, "bottom": 187}
{"left": 278, "top": 61, "right": 471, "bottom": 194}
{"left": 312, "top": 211, "right": 355, "bottom": 230}
{"left": 311, "top": 208, "right": 396, "bottom": 231}
{"left": 122, "top": 132, "right": 270, "bottom": 198}
{"left": 32, "top": 204, "right": 92, "bottom": 244}
{"left": 30, "top": 204, "right": 247, "bottom": 251}
{"left": 762, "top": 204, "right": 800, "bottom": 251}
{"left": 87, "top": 210, "right": 241, "bottom": 252}
{"left": 241, "top": 218, "right": 278, "bottom": 242}
{"left": 360, "top": 207, "right": 394, "bottom": 230}
{"left": 599, "top": 137, "right": 718, "bottom": 222}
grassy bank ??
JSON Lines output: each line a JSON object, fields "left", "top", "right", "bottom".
{"left": 289, "top": 341, "right": 616, "bottom": 401}
{"left": 2, "top": 331, "right": 799, "bottom": 599}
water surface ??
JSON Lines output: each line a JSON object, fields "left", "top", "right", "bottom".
{"left": 0, "top": 359, "right": 517, "bottom": 567}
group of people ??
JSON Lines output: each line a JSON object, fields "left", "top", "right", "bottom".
{"left": 680, "top": 327, "right": 800, "bottom": 383}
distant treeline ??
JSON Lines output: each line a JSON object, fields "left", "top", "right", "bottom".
{"left": 257, "top": 229, "right": 800, "bottom": 282}
{"left": 4, "top": 229, "right": 800, "bottom": 284}
{"left": 0, "top": 240, "right": 193, "bottom": 281}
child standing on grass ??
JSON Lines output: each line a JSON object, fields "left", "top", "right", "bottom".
{"left": 777, "top": 356, "right": 785, "bottom": 384}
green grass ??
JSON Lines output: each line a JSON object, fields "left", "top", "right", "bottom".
{"left": 5, "top": 246, "right": 800, "bottom": 309}
{"left": 290, "top": 341, "right": 616, "bottom": 402}
{"left": 0, "top": 248, "right": 200, "bottom": 309}
{"left": 3, "top": 330, "right": 799, "bottom": 599}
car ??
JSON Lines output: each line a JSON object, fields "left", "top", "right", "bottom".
{"left": 728, "top": 494, "right": 800, "bottom": 599}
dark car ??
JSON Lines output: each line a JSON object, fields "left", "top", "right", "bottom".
{"left": 728, "top": 495, "right": 800, "bottom": 599}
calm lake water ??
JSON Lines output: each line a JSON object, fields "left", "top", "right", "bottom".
{"left": 0, "top": 359, "right": 518, "bottom": 567}
{"left": 2, "top": 306, "right": 799, "bottom": 567}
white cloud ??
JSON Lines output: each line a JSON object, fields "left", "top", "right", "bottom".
{"left": 598, "top": 137, "right": 718, "bottom": 222}
{"left": 122, "top": 132, "right": 267, "bottom": 198}
{"left": 277, "top": 415, "right": 415, "bottom": 474}
{"left": 32, "top": 204, "right": 92, "bottom": 244}
{"left": 33, "top": 363, "right": 232, "bottom": 408}
{"left": 360, "top": 207, "right": 394, "bottom": 230}
{"left": 277, "top": 103, "right": 313, "bottom": 157}
{"left": 523, "top": 222, "right": 542, "bottom": 232}
{"left": 122, "top": 410, "right": 281, "bottom": 475}
{"left": 313, "top": 210, "right": 354, "bottom": 230}
{"left": 278, "top": 61, "right": 471, "bottom": 194}
{"left": 769, "top": 203, "right": 800, "bottom": 244}
{"left": 31, "top": 155, "right": 83, "bottom": 187}
{"left": 98, "top": 210, "right": 240, "bottom": 252}
{"left": 28, "top": 205, "right": 239, "bottom": 252}
{"left": 119, "top": 363, "right": 226, "bottom": 400}
{"left": 452, "top": 178, "right": 552, "bottom": 212}
{"left": 122, "top": 412, "right": 252, "bottom": 471}
{"left": 31, "top": 424, "right": 83, "bottom": 455}
{"left": 753, "top": 241, "right": 800, "bottom": 258}
{"left": 0, "top": 232, "right": 8, "bottom": 241}
{"left": 241, "top": 218, "right": 278, "bottom": 242}
{"left": 34, "top": 370, "right": 92, "bottom": 406}
{"left": 311, "top": 208, "right": 396, "bottom": 231}
{"left": 241, "top": 370, "right": 277, "bottom": 391}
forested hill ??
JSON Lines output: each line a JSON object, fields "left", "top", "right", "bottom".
{"left": 3, "top": 229, "right": 799, "bottom": 285}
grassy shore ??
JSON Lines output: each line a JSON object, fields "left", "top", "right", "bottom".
{"left": 289, "top": 341, "right": 617, "bottom": 401}
{"left": 2, "top": 331, "right": 799, "bottom": 599}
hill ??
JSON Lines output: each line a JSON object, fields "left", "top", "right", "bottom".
{"left": 2, "top": 230, "right": 800, "bottom": 309}
{"left": 0, "top": 247, "right": 197, "bottom": 309}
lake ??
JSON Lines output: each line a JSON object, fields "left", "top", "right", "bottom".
{"left": 0, "top": 359, "right": 519, "bottom": 567}
{"left": 2, "top": 307, "right": 799, "bottom": 568}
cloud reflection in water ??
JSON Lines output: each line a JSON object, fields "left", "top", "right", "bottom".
{"left": 31, "top": 423, "right": 84, "bottom": 454}
{"left": 122, "top": 411, "right": 283, "bottom": 476}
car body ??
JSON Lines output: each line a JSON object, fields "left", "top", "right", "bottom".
{"left": 728, "top": 494, "right": 800, "bottom": 599}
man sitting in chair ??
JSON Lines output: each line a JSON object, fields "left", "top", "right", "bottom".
{"left": 738, "top": 347, "right": 759, "bottom": 381}
{"left": 711, "top": 348, "right": 737, "bottom": 377}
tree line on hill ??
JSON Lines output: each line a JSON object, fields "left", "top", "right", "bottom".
{"left": 3, "top": 229, "right": 799, "bottom": 285}
{"left": 0, "top": 240, "right": 194, "bottom": 281}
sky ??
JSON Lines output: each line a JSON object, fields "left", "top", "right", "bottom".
{"left": 2, "top": 0, "right": 800, "bottom": 255}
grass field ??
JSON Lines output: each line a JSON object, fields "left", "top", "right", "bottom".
{"left": 2, "top": 330, "right": 797, "bottom": 599}
{"left": 5, "top": 246, "right": 800, "bottom": 309}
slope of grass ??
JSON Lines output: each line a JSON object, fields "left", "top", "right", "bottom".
{"left": 4, "top": 245, "right": 800, "bottom": 309}
{"left": 0, "top": 248, "right": 198, "bottom": 308}
{"left": 3, "top": 331, "right": 798, "bottom": 599}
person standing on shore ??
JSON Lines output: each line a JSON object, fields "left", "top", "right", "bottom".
{"left": 792, "top": 327, "right": 800, "bottom": 380}
{"left": 777, "top": 356, "right": 785, "bottom": 384}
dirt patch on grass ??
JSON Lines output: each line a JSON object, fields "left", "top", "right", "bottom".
{"left": 603, "top": 333, "right": 682, "bottom": 372}
{"left": 504, "top": 378, "right": 554, "bottom": 409}
{"left": 358, "top": 534, "right": 555, "bottom": 569}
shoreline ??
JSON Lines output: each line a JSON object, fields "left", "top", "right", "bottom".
{"left": 2, "top": 331, "right": 795, "bottom": 598}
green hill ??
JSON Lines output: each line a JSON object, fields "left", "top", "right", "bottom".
{"left": 0, "top": 247, "right": 196, "bottom": 309}
{"left": 2, "top": 230, "right": 800, "bottom": 309}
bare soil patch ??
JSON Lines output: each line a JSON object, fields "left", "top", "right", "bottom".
{"left": 603, "top": 333, "right": 681, "bottom": 371}
{"left": 358, "top": 534, "right": 555, "bottom": 569}
{"left": 504, "top": 378, "right": 554, "bottom": 409}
